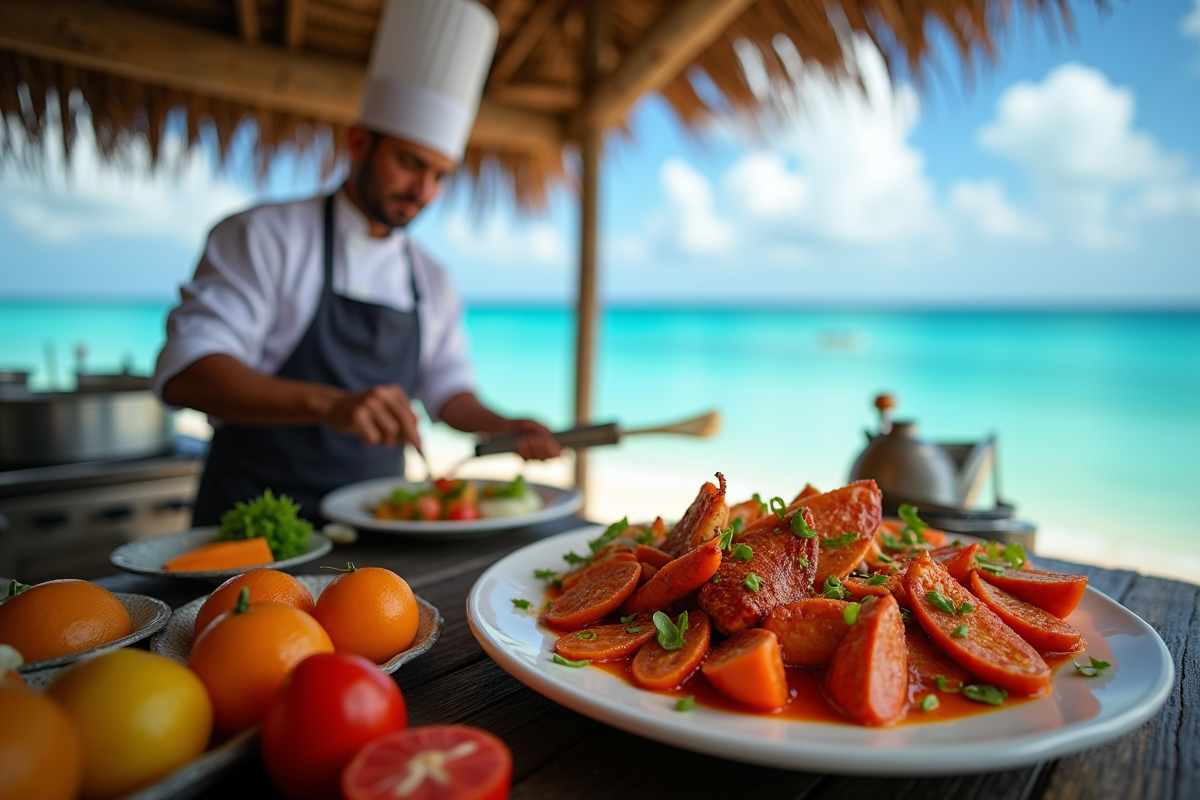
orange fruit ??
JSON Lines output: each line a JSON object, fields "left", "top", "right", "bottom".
{"left": 189, "top": 590, "right": 333, "bottom": 735}
{"left": 314, "top": 564, "right": 418, "bottom": 664}
{"left": 194, "top": 568, "right": 316, "bottom": 639}
{"left": 0, "top": 682, "right": 83, "bottom": 800}
{"left": 0, "top": 579, "right": 131, "bottom": 663}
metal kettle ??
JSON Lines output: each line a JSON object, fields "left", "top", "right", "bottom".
{"left": 848, "top": 394, "right": 1035, "bottom": 548}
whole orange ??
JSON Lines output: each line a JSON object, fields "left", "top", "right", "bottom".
{"left": 0, "top": 579, "right": 131, "bottom": 663}
{"left": 194, "top": 568, "right": 316, "bottom": 639}
{"left": 189, "top": 589, "right": 333, "bottom": 735}
{"left": 0, "top": 682, "right": 83, "bottom": 800}
{"left": 313, "top": 564, "right": 418, "bottom": 664}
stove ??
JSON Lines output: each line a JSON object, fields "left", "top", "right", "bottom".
{"left": 0, "top": 452, "right": 202, "bottom": 582}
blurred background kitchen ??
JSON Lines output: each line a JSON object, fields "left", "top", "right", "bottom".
{"left": 2, "top": 1, "right": 1197, "bottom": 583}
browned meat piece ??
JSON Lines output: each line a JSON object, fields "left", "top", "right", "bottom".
{"left": 797, "top": 480, "right": 883, "bottom": 586}
{"left": 662, "top": 472, "right": 729, "bottom": 557}
{"left": 698, "top": 507, "right": 820, "bottom": 635}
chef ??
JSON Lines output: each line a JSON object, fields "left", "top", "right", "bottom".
{"left": 153, "top": 0, "right": 560, "bottom": 526}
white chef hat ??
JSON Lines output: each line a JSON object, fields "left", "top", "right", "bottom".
{"left": 358, "top": 0, "right": 498, "bottom": 162}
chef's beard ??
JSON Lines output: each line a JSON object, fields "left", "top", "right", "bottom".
{"left": 354, "top": 138, "right": 424, "bottom": 229}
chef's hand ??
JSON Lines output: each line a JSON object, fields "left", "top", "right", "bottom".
{"left": 327, "top": 384, "right": 423, "bottom": 450}
{"left": 504, "top": 418, "right": 562, "bottom": 461}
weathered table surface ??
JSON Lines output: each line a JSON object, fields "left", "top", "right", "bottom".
{"left": 94, "top": 516, "right": 1199, "bottom": 800}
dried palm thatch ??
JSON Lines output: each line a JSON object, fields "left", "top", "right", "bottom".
{"left": 0, "top": 0, "right": 1103, "bottom": 208}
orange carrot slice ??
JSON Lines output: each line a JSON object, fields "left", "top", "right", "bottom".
{"left": 630, "top": 610, "right": 712, "bottom": 691}
{"left": 841, "top": 572, "right": 911, "bottom": 608}
{"left": 701, "top": 628, "right": 788, "bottom": 712}
{"left": 814, "top": 535, "right": 876, "bottom": 587}
{"left": 545, "top": 560, "right": 641, "bottom": 631}
{"left": 904, "top": 553, "right": 1051, "bottom": 697}
{"left": 969, "top": 572, "right": 1084, "bottom": 654}
{"left": 560, "top": 552, "right": 639, "bottom": 592}
{"left": 825, "top": 593, "right": 907, "bottom": 726}
{"left": 762, "top": 597, "right": 852, "bottom": 667}
{"left": 554, "top": 616, "right": 657, "bottom": 662}
{"left": 905, "top": 624, "right": 969, "bottom": 691}
{"left": 977, "top": 568, "right": 1088, "bottom": 619}
{"left": 162, "top": 537, "right": 274, "bottom": 571}
{"left": 621, "top": 536, "right": 722, "bottom": 615}
{"left": 634, "top": 544, "right": 673, "bottom": 570}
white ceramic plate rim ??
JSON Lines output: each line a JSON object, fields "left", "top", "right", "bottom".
{"left": 320, "top": 476, "right": 584, "bottom": 538}
{"left": 17, "top": 592, "right": 172, "bottom": 673}
{"left": 467, "top": 525, "right": 1175, "bottom": 775}
{"left": 109, "top": 527, "right": 333, "bottom": 579}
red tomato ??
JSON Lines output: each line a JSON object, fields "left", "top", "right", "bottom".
{"left": 414, "top": 494, "right": 442, "bottom": 521}
{"left": 433, "top": 478, "right": 463, "bottom": 497}
{"left": 261, "top": 653, "right": 407, "bottom": 800}
{"left": 445, "top": 501, "right": 481, "bottom": 521}
{"left": 342, "top": 725, "right": 511, "bottom": 800}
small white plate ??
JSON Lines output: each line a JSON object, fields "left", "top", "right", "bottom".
{"left": 151, "top": 574, "right": 442, "bottom": 675}
{"left": 110, "top": 527, "right": 333, "bottom": 580}
{"left": 17, "top": 592, "right": 171, "bottom": 673}
{"left": 467, "top": 526, "right": 1175, "bottom": 775}
{"left": 320, "top": 476, "right": 584, "bottom": 540}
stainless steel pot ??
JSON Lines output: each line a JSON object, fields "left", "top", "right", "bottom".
{"left": 0, "top": 374, "right": 171, "bottom": 466}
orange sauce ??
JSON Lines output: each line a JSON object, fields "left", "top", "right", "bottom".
{"left": 565, "top": 625, "right": 1077, "bottom": 727}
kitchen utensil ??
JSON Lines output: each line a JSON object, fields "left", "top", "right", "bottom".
{"left": 472, "top": 410, "right": 720, "bottom": 457}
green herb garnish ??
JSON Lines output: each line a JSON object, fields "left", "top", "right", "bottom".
{"left": 823, "top": 575, "right": 851, "bottom": 600}
{"left": 770, "top": 496, "right": 787, "bottom": 519}
{"left": 732, "top": 544, "right": 754, "bottom": 561}
{"left": 589, "top": 517, "right": 630, "bottom": 554}
{"left": 789, "top": 512, "right": 817, "bottom": 539}
{"left": 963, "top": 684, "right": 1007, "bottom": 706}
{"left": 921, "top": 694, "right": 940, "bottom": 712}
{"left": 844, "top": 603, "right": 862, "bottom": 625}
{"left": 743, "top": 573, "right": 763, "bottom": 592}
{"left": 718, "top": 525, "right": 737, "bottom": 551}
{"left": 636, "top": 529, "right": 655, "bottom": 545}
{"left": 620, "top": 614, "right": 638, "bottom": 624}
{"left": 877, "top": 552, "right": 894, "bottom": 563}
{"left": 563, "top": 551, "right": 593, "bottom": 566}
{"left": 653, "top": 611, "right": 689, "bottom": 650}
{"left": 626, "top": 626, "right": 643, "bottom": 634}
{"left": 925, "top": 590, "right": 957, "bottom": 615}
{"left": 217, "top": 489, "right": 312, "bottom": 560}
{"left": 935, "top": 675, "right": 961, "bottom": 692}
{"left": 1002, "top": 542, "right": 1028, "bottom": 570}
{"left": 752, "top": 493, "right": 768, "bottom": 515}
{"left": 511, "top": 598, "right": 532, "bottom": 610}
{"left": 552, "top": 654, "right": 590, "bottom": 668}
{"left": 493, "top": 475, "right": 529, "bottom": 499}
{"left": 958, "top": 602, "right": 974, "bottom": 615}
{"left": 867, "top": 574, "right": 889, "bottom": 586}
{"left": 822, "top": 533, "right": 859, "bottom": 548}
{"left": 534, "top": 568, "right": 558, "bottom": 581}
{"left": 1074, "top": 656, "right": 1113, "bottom": 677}
{"left": 675, "top": 695, "right": 696, "bottom": 712}
{"left": 951, "top": 624, "right": 969, "bottom": 638}
{"left": 574, "top": 631, "right": 598, "bottom": 640}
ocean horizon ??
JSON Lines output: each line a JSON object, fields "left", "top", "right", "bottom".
{"left": 2, "top": 300, "right": 1197, "bottom": 584}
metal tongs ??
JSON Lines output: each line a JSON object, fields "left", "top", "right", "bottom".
{"left": 473, "top": 410, "right": 721, "bottom": 456}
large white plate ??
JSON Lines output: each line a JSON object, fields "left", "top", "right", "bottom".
{"left": 110, "top": 527, "right": 332, "bottom": 580}
{"left": 466, "top": 526, "right": 1175, "bottom": 775}
{"left": 320, "top": 476, "right": 584, "bottom": 539}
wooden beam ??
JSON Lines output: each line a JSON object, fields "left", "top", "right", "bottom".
{"left": 283, "top": 0, "right": 308, "bottom": 51}
{"left": 489, "top": 0, "right": 568, "bottom": 85}
{"left": 581, "top": 0, "right": 758, "bottom": 128}
{"left": 487, "top": 82, "right": 579, "bottom": 112}
{"left": 573, "top": 0, "right": 605, "bottom": 496}
{"left": 235, "top": 0, "right": 261, "bottom": 44}
{"left": 0, "top": 0, "right": 565, "bottom": 156}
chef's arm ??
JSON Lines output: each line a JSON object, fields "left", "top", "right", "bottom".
{"left": 162, "top": 354, "right": 422, "bottom": 450}
{"left": 437, "top": 392, "right": 562, "bottom": 460}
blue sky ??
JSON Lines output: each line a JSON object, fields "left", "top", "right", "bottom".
{"left": 1, "top": 0, "right": 1197, "bottom": 307}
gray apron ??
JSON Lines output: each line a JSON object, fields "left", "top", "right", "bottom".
{"left": 191, "top": 194, "right": 421, "bottom": 525}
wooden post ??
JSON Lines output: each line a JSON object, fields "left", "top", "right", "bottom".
{"left": 573, "top": 0, "right": 605, "bottom": 498}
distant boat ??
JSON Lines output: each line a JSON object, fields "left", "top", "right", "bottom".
{"left": 817, "top": 328, "right": 870, "bottom": 354}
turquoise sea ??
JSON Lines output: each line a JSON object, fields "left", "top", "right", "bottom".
{"left": 2, "top": 301, "right": 1198, "bottom": 581}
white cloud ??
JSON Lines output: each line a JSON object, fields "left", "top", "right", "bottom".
{"left": 440, "top": 210, "right": 569, "bottom": 267}
{"left": 977, "top": 63, "right": 1200, "bottom": 249}
{"left": 658, "top": 158, "right": 734, "bottom": 255}
{"left": 949, "top": 180, "right": 1047, "bottom": 242}
{"left": 1185, "top": 1, "right": 1200, "bottom": 43}
{"left": 1, "top": 106, "right": 250, "bottom": 246}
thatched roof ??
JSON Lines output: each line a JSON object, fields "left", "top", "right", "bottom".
{"left": 1, "top": 0, "right": 1100, "bottom": 207}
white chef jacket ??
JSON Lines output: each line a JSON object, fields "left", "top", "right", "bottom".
{"left": 153, "top": 189, "right": 475, "bottom": 424}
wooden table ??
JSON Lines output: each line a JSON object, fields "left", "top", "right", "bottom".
{"left": 96, "top": 516, "right": 1199, "bottom": 800}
